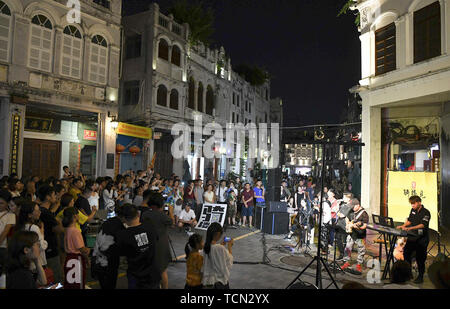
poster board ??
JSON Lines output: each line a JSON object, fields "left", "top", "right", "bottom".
{"left": 387, "top": 171, "right": 438, "bottom": 231}
{"left": 196, "top": 203, "right": 228, "bottom": 230}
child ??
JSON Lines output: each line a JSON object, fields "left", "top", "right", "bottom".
{"left": 227, "top": 190, "right": 237, "bottom": 227}
{"left": 62, "top": 207, "right": 90, "bottom": 289}
{"left": 185, "top": 233, "right": 204, "bottom": 289}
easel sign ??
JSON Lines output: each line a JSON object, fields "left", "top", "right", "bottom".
{"left": 196, "top": 203, "right": 228, "bottom": 230}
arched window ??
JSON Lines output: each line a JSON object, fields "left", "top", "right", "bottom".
{"left": 157, "top": 84, "right": 168, "bottom": 107}
{"left": 188, "top": 77, "right": 195, "bottom": 109}
{"left": 158, "top": 38, "right": 169, "bottom": 61}
{"left": 170, "top": 89, "right": 179, "bottom": 110}
{"left": 206, "top": 85, "right": 214, "bottom": 116}
{"left": 29, "top": 15, "right": 53, "bottom": 72}
{"left": 61, "top": 25, "right": 82, "bottom": 78}
{"left": 89, "top": 35, "right": 108, "bottom": 84}
{"left": 197, "top": 82, "right": 203, "bottom": 112}
{"left": 0, "top": 1, "right": 11, "bottom": 62}
{"left": 171, "top": 45, "right": 181, "bottom": 66}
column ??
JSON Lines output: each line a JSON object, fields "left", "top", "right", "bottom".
{"left": 361, "top": 100, "right": 382, "bottom": 217}
{"left": 405, "top": 12, "right": 414, "bottom": 66}
{"left": 395, "top": 15, "right": 407, "bottom": 69}
{"left": 96, "top": 113, "right": 116, "bottom": 178}
{"left": 440, "top": 0, "right": 449, "bottom": 54}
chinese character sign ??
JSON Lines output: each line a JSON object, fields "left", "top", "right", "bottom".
{"left": 387, "top": 172, "right": 438, "bottom": 231}
{"left": 10, "top": 114, "right": 21, "bottom": 175}
{"left": 196, "top": 203, "right": 228, "bottom": 230}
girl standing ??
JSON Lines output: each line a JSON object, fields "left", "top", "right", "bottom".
{"left": 202, "top": 222, "right": 233, "bottom": 289}
{"left": 184, "top": 233, "right": 204, "bottom": 289}
{"left": 62, "top": 207, "right": 90, "bottom": 289}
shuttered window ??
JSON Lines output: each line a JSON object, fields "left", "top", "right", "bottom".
{"left": 29, "top": 15, "right": 53, "bottom": 72}
{"left": 89, "top": 35, "right": 108, "bottom": 84}
{"left": 170, "top": 89, "right": 179, "bottom": 110}
{"left": 61, "top": 25, "right": 82, "bottom": 78}
{"left": 0, "top": 1, "right": 11, "bottom": 62}
{"left": 375, "top": 22, "right": 396, "bottom": 76}
{"left": 414, "top": 1, "right": 441, "bottom": 63}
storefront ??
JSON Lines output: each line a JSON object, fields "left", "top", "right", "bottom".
{"left": 115, "top": 122, "right": 152, "bottom": 175}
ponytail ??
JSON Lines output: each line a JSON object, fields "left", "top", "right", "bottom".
{"left": 204, "top": 222, "right": 223, "bottom": 256}
{"left": 62, "top": 207, "right": 78, "bottom": 228}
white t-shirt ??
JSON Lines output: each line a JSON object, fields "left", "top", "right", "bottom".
{"left": 216, "top": 186, "right": 228, "bottom": 203}
{"left": 202, "top": 244, "right": 233, "bottom": 286}
{"left": 24, "top": 223, "right": 48, "bottom": 266}
{"left": 0, "top": 211, "right": 15, "bottom": 248}
{"left": 321, "top": 201, "right": 332, "bottom": 225}
{"left": 179, "top": 209, "right": 196, "bottom": 222}
{"left": 88, "top": 192, "right": 100, "bottom": 210}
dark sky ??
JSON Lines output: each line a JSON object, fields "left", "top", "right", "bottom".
{"left": 123, "top": 0, "right": 361, "bottom": 127}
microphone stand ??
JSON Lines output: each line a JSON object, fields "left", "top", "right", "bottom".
{"left": 286, "top": 144, "right": 339, "bottom": 289}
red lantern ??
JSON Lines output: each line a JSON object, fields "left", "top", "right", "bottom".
{"left": 129, "top": 145, "right": 141, "bottom": 157}
{"left": 116, "top": 144, "right": 125, "bottom": 154}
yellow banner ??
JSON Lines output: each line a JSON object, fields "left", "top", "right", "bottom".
{"left": 387, "top": 171, "right": 438, "bottom": 231}
{"left": 116, "top": 122, "right": 152, "bottom": 139}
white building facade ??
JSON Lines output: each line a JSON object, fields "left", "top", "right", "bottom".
{"left": 0, "top": 0, "right": 122, "bottom": 179}
{"left": 121, "top": 3, "right": 272, "bottom": 181}
{"left": 353, "top": 0, "right": 450, "bottom": 226}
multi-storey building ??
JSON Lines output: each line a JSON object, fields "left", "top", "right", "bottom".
{"left": 352, "top": 0, "right": 450, "bottom": 226}
{"left": 0, "top": 0, "right": 122, "bottom": 179}
{"left": 121, "top": 3, "right": 272, "bottom": 180}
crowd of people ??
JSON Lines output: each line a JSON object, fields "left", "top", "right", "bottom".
{"left": 0, "top": 167, "right": 267, "bottom": 289}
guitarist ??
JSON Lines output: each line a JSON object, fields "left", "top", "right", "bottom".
{"left": 396, "top": 196, "right": 430, "bottom": 284}
{"left": 341, "top": 198, "right": 369, "bottom": 274}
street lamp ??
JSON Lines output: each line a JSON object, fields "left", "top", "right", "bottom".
{"left": 108, "top": 111, "right": 119, "bottom": 129}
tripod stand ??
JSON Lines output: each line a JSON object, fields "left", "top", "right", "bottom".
{"left": 327, "top": 225, "right": 345, "bottom": 275}
{"left": 427, "top": 230, "right": 450, "bottom": 258}
{"left": 286, "top": 143, "right": 340, "bottom": 289}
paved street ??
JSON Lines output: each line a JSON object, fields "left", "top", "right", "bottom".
{"left": 86, "top": 225, "right": 447, "bottom": 289}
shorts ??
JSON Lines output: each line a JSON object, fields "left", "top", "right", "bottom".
{"left": 227, "top": 202, "right": 237, "bottom": 218}
{"left": 241, "top": 205, "right": 254, "bottom": 217}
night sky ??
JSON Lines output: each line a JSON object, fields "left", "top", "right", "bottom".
{"left": 123, "top": 0, "right": 361, "bottom": 127}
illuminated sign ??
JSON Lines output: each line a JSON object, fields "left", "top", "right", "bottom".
{"left": 83, "top": 130, "right": 97, "bottom": 141}
{"left": 10, "top": 114, "right": 21, "bottom": 175}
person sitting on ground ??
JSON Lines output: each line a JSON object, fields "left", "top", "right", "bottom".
{"left": 202, "top": 222, "right": 233, "bottom": 289}
{"left": 5, "top": 231, "right": 47, "bottom": 289}
{"left": 383, "top": 260, "right": 418, "bottom": 289}
{"left": 62, "top": 207, "right": 90, "bottom": 289}
{"left": 116, "top": 204, "right": 160, "bottom": 289}
{"left": 178, "top": 202, "right": 197, "bottom": 232}
{"left": 185, "top": 233, "right": 204, "bottom": 289}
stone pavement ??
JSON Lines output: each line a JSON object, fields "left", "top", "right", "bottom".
{"left": 87, "top": 224, "right": 447, "bottom": 289}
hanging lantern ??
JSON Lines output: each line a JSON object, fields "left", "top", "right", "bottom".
{"left": 116, "top": 144, "right": 126, "bottom": 154}
{"left": 129, "top": 145, "right": 141, "bottom": 157}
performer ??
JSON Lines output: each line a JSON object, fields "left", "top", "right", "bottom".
{"left": 334, "top": 192, "right": 353, "bottom": 261}
{"left": 396, "top": 196, "right": 430, "bottom": 284}
{"left": 340, "top": 198, "right": 369, "bottom": 274}
{"left": 313, "top": 192, "right": 331, "bottom": 254}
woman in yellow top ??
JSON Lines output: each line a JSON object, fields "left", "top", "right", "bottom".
{"left": 55, "top": 193, "right": 95, "bottom": 232}
{"left": 185, "top": 233, "right": 204, "bottom": 289}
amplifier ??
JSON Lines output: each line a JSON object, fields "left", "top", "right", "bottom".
{"left": 263, "top": 212, "right": 289, "bottom": 235}
{"left": 267, "top": 201, "right": 288, "bottom": 213}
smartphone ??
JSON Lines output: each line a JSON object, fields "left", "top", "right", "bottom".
{"left": 224, "top": 236, "right": 231, "bottom": 243}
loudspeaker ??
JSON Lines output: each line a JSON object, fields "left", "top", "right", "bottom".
{"left": 265, "top": 186, "right": 281, "bottom": 202}
{"left": 263, "top": 212, "right": 289, "bottom": 235}
{"left": 267, "top": 201, "right": 288, "bottom": 213}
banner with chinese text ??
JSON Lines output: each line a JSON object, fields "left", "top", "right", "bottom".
{"left": 387, "top": 171, "right": 438, "bottom": 231}
{"left": 196, "top": 203, "right": 228, "bottom": 230}
{"left": 116, "top": 122, "right": 152, "bottom": 140}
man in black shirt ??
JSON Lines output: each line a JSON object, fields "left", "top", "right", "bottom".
{"left": 116, "top": 204, "right": 160, "bottom": 289}
{"left": 397, "top": 195, "right": 431, "bottom": 284}
{"left": 341, "top": 198, "right": 369, "bottom": 274}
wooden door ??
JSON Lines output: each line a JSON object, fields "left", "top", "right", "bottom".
{"left": 22, "top": 139, "right": 61, "bottom": 180}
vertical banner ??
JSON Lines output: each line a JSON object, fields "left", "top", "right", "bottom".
{"left": 387, "top": 171, "right": 438, "bottom": 231}
{"left": 10, "top": 114, "right": 21, "bottom": 175}
{"left": 196, "top": 203, "right": 228, "bottom": 230}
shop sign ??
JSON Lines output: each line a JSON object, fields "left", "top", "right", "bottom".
{"left": 83, "top": 130, "right": 97, "bottom": 141}
{"left": 153, "top": 132, "right": 162, "bottom": 140}
{"left": 25, "top": 117, "right": 53, "bottom": 133}
{"left": 116, "top": 122, "right": 152, "bottom": 140}
{"left": 10, "top": 114, "right": 21, "bottom": 175}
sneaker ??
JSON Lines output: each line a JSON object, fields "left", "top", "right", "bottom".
{"left": 249, "top": 224, "right": 253, "bottom": 228}
{"left": 355, "top": 264, "right": 362, "bottom": 273}
{"left": 413, "top": 275, "right": 424, "bottom": 284}
{"left": 341, "top": 262, "right": 350, "bottom": 271}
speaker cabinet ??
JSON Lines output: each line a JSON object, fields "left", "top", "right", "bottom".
{"left": 263, "top": 212, "right": 289, "bottom": 235}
